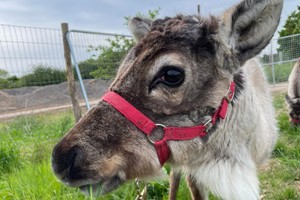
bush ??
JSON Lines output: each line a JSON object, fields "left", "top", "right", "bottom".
{"left": 74, "top": 59, "right": 99, "bottom": 80}
{"left": 21, "top": 65, "right": 66, "bottom": 86}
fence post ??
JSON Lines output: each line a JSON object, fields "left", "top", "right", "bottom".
{"left": 61, "top": 23, "right": 82, "bottom": 122}
{"left": 270, "top": 40, "right": 276, "bottom": 85}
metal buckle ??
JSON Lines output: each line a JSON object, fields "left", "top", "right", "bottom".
{"left": 203, "top": 119, "right": 212, "bottom": 131}
{"left": 147, "top": 124, "right": 166, "bottom": 144}
{"left": 224, "top": 90, "right": 234, "bottom": 103}
{"left": 224, "top": 95, "right": 232, "bottom": 103}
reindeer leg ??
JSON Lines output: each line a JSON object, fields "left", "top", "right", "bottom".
{"left": 186, "top": 175, "right": 208, "bottom": 200}
{"left": 168, "top": 170, "right": 181, "bottom": 200}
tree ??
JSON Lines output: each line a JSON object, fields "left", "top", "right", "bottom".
{"left": 89, "top": 9, "right": 160, "bottom": 80}
{"left": 279, "top": 6, "right": 300, "bottom": 37}
{"left": 89, "top": 36, "right": 134, "bottom": 79}
{"left": 277, "top": 6, "right": 300, "bottom": 60}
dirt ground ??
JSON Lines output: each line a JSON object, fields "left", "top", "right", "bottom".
{"left": 0, "top": 79, "right": 111, "bottom": 120}
{"left": 0, "top": 80, "right": 288, "bottom": 120}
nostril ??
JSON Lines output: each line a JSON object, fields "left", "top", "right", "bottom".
{"left": 52, "top": 144, "right": 80, "bottom": 178}
{"left": 69, "top": 151, "right": 77, "bottom": 168}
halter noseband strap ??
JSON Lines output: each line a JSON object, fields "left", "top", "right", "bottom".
{"left": 102, "top": 81, "right": 235, "bottom": 165}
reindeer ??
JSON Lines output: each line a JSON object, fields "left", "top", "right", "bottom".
{"left": 52, "top": 0, "right": 283, "bottom": 199}
{"left": 286, "top": 59, "right": 300, "bottom": 126}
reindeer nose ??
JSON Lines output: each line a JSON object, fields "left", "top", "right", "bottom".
{"left": 52, "top": 143, "right": 82, "bottom": 182}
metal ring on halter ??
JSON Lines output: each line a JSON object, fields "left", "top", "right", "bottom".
{"left": 203, "top": 119, "right": 212, "bottom": 128}
{"left": 203, "top": 119, "right": 212, "bottom": 132}
{"left": 146, "top": 124, "right": 166, "bottom": 144}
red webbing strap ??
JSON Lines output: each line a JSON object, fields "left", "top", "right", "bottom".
{"left": 291, "top": 118, "right": 300, "bottom": 123}
{"left": 102, "top": 92, "right": 169, "bottom": 165}
{"left": 164, "top": 125, "right": 207, "bottom": 140}
{"left": 154, "top": 140, "right": 170, "bottom": 166}
{"left": 101, "top": 92, "right": 156, "bottom": 135}
{"left": 212, "top": 81, "right": 235, "bottom": 124}
{"left": 101, "top": 81, "right": 235, "bottom": 166}
{"left": 163, "top": 82, "right": 235, "bottom": 141}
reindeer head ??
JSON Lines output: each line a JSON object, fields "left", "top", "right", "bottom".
{"left": 286, "top": 60, "right": 300, "bottom": 126}
{"left": 52, "top": 0, "right": 283, "bottom": 196}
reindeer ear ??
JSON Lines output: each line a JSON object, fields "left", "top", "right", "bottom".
{"left": 128, "top": 17, "right": 153, "bottom": 43}
{"left": 222, "top": 0, "right": 283, "bottom": 64}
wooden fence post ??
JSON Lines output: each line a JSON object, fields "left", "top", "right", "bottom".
{"left": 61, "top": 23, "right": 82, "bottom": 122}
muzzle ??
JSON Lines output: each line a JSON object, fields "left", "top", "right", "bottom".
{"left": 102, "top": 81, "right": 235, "bottom": 165}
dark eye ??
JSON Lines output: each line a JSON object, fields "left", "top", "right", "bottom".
{"left": 150, "top": 66, "right": 185, "bottom": 91}
{"left": 163, "top": 68, "right": 184, "bottom": 86}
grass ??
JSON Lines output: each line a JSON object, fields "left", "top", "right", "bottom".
{"left": 259, "top": 92, "right": 300, "bottom": 200}
{"left": 0, "top": 91, "right": 299, "bottom": 199}
{"left": 263, "top": 61, "right": 295, "bottom": 84}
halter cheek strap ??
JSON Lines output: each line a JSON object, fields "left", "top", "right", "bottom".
{"left": 102, "top": 81, "right": 235, "bottom": 165}
{"left": 291, "top": 118, "right": 300, "bottom": 123}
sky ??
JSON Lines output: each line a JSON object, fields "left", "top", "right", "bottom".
{"left": 0, "top": 0, "right": 299, "bottom": 36}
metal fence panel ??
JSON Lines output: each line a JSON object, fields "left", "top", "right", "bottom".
{"left": 0, "top": 24, "right": 65, "bottom": 86}
{"left": 66, "top": 30, "right": 132, "bottom": 109}
{"left": 0, "top": 23, "right": 299, "bottom": 118}
{"left": 260, "top": 33, "right": 300, "bottom": 85}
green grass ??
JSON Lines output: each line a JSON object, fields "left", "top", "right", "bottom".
{"left": 263, "top": 61, "right": 295, "bottom": 84}
{"left": 0, "top": 92, "right": 299, "bottom": 199}
{"left": 259, "top": 92, "right": 300, "bottom": 200}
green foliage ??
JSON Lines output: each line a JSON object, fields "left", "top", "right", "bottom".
{"left": 0, "top": 65, "right": 67, "bottom": 89}
{"left": 277, "top": 6, "right": 300, "bottom": 60}
{"left": 0, "top": 70, "right": 22, "bottom": 89}
{"left": 279, "top": 6, "right": 300, "bottom": 37}
{"left": 0, "top": 69, "right": 10, "bottom": 89}
{"left": 0, "top": 69, "right": 8, "bottom": 78}
{"left": 147, "top": 180, "right": 169, "bottom": 199}
{"left": 75, "top": 59, "right": 99, "bottom": 80}
{"left": 124, "top": 7, "right": 161, "bottom": 24}
{"left": 88, "top": 36, "right": 134, "bottom": 80}
{"left": 21, "top": 65, "right": 66, "bottom": 86}
{"left": 0, "top": 143, "right": 21, "bottom": 175}
{"left": 89, "top": 8, "right": 160, "bottom": 80}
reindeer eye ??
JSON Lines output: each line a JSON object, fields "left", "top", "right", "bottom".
{"left": 150, "top": 66, "right": 185, "bottom": 91}
{"left": 162, "top": 67, "right": 184, "bottom": 86}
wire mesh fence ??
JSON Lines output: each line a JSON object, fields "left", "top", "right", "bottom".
{"left": 66, "top": 30, "right": 133, "bottom": 108}
{"left": 0, "top": 24, "right": 65, "bottom": 88}
{"left": 0, "top": 24, "right": 133, "bottom": 117}
{"left": 260, "top": 33, "right": 300, "bottom": 85}
{"left": 0, "top": 23, "right": 299, "bottom": 117}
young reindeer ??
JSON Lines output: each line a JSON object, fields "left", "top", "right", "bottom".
{"left": 52, "top": 0, "right": 283, "bottom": 199}
{"left": 286, "top": 59, "right": 300, "bottom": 125}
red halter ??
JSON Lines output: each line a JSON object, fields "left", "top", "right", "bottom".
{"left": 291, "top": 118, "right": 300, "bottom": 124}
{"left": 102, "top": 82, "right": 235, "bottom": 165}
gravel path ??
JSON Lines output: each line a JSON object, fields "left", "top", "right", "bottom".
{"left": 0, "top": 81, "right": 288, "bottom": 120}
